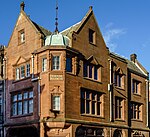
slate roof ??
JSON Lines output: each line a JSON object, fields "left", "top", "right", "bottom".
{"left": 110, "top": 52, "right": 148, "bottom": 77}
{"left": 61, "top": 22, "right": 81, "bottom": 39}
{"left": 32, "top": 21, "right": 51, "bottom": 36}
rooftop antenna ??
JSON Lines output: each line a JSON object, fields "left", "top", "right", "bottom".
{"left": 55, "top": 0, "right": 59, "bottom": 33}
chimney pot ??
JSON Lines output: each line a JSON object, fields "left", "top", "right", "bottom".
{"left": 130, "top": 54, "right": 137, "bottom": 62}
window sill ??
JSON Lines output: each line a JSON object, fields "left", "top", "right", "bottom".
{"left": 132, "top": 93, "right": 141, "bottom": 97}
{"left": 89, "top": 42, "right": 96, "bottom": 46}
{"left": 115, "top": 118, "right": 125, "bottom": 122}
{"left": 11, "top": 113, "right": 33, "bottom": 119}
{"left": 81, "top": 114, "right": 104, "bottom": 119}
{"left": 131, "top": 119, "right": 143, "bottom": 122}
{"left": 13, "top": 76, "right": 31, "bottom": 83}
{"left": 66, "top": 72, "right": 76, "bottom": 76}
{"left": 83, "top": 77, "right": 102, "bottom": 84}
{"left": 18, "top": 42, "right": 25, "bottom": 45}
{"left": 114, "top": 86, "right": 125, "bottom": 91}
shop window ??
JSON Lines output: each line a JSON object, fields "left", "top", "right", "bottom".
{"left": 81, "top": 88, "right": 103, "bottom": 116}
{"left": 52, "top": 56, "right": 60, "bottom": 70}
{"left": 11, "top": 90, "right": 33, "bottom": 116}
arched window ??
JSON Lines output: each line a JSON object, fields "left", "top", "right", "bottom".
{"left": 113, "top": 129, "right": 122, "bottom": 137}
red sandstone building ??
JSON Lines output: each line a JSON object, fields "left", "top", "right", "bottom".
{"left": 4, "top": 2, "right": 150, "bottom": 137}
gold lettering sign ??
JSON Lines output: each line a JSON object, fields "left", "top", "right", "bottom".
{"left": 50, "top": 75, "right": 63, "bottom": 80}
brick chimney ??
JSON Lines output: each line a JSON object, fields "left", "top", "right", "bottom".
{"left": 130, "top": 53, "right": 137, "bottom": 63}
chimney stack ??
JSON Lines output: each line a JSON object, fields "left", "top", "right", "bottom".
{"left": 130, "top": 54, "right": 137, "bottom": 63}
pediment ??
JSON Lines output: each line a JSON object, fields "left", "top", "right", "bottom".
{"left": 116, "top": 67, "right": 123, "bottom": 74}
{"left": 51, "top": 86, "right": 63, "bottom": 93}
{"left": 13, "top": 56, "right": 29, "bottom": 66}
{"left": 87, "top": 55, "right": 99, "bottom": 65}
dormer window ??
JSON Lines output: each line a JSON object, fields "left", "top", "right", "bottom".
{"left": 83, "top": 56, "right": 101, "bottom": 81}
{"left": 89, "top": 29, "right": 96, "bottom": 44}
{"left": 114, "top": 68, "right": 124, "bottom": 89}
{"left": 15, "top": 63, "right": 30, "bottom": 80}
{"left": 19, "top": 29, "right": 25, "bottom": 44}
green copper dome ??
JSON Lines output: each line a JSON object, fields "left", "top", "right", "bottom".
{"left": 45, "top": 33, "right": 70, "bottom": 46}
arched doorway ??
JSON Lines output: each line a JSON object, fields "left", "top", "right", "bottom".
{"left": 113, "top": 129, "right": 122, "bottom": 137}
{"left": 7, "top": 126, "right": 39, "bottom": 137}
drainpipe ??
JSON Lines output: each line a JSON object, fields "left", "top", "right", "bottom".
{"left": 108, "top": 59, "right": 113, "bottom": 122}
{"left": 108, "top": 59, "right": 113, "bottom": 137}
{"left": 146, "top": 79, "right": 149, "bottom": 127}
{"left": 38, "top": 77, "right": 41, "bottom": 117}
{"left": 31, "top": 55, "right": 34, "bottom": 78}
{"left": 3, "top": 57, "right": 6, "bottom": 137}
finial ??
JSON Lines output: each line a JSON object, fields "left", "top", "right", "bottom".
{"left": 20, "top": 1, "right": 25, "bottom": 11}
{"left": 89, "top": 6, "right": 93, "bottom": 10}
{"left": 55, "top": 0, "right": 59, "bottom": 33}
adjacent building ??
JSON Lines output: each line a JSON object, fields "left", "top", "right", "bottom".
{"left": 0, "top": 45, "right": 4, "bottom": 137}
{"left": 4, "top": 2, "right": 150, "bottom": 137}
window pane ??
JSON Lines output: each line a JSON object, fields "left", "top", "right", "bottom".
{"left": 83, "top": 62, "right": 87, "bottom": 77}
{"left": 53, "top": 56, "right": 60, "bottom": 70}
{"left": 18, "top": 102, "right": 22, "bottom": 115}
{"left": 29, "top": 100, "right": 33, "bottom": 113}
{"left": 66, "top": 57, "right": 72, "bottom": 72}
{"left": 81, "top": 99, "right": 85, "bottom": 114}
{"left": 53, "top": 96, "right": 60, "bottom": 111}
{"left": 23, "top": 92, "right": 28, "bottom": 99}
{"left": 86, "top": 100, "right": 90, "bottom": 114}
{"left": 12, "top": 103, "right": 17, "bottom": 115}
{"left": 92, "top": 101, "right": 96, "bottom": 114}
{"left": 29, "top": 91, "right": 33, "bottom": 98}
{"left": 13, "top": 95, "right": 17, "bottom": 102}
{"left": 97, "top": 102, "right": 100, "bottom": 115}
{"left": 94, "top": 66, "right": 98, "bottom": 80}
{"left": 23, "top": 101, "right": 28, "bottom": 114}
{"left": 18, "top": 94, "right": 22, "bottom": 100}
{"left": 89, "top": 65, "right": 92, "bottom": 78}
{"left": 16, "top": 68, "right": 20, "bottom": 80}
{"left": 42, "top": 58, "right": 47, "bottom": 71}
{"left": 26, "top": 64, "right": 30, "bottom": 77}
{"left": 20, "top": 66, "right": 25, "bottom": 78}
{"left": 21, "top": 32, "right": 25, "bottom": 43}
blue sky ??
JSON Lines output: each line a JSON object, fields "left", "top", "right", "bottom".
{"left": 1, "top": 1, "right": 150, "bottom": 73}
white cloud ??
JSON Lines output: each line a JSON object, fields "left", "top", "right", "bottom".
{"left": 103, "top": 23, "right": 126, "bottom": 52}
